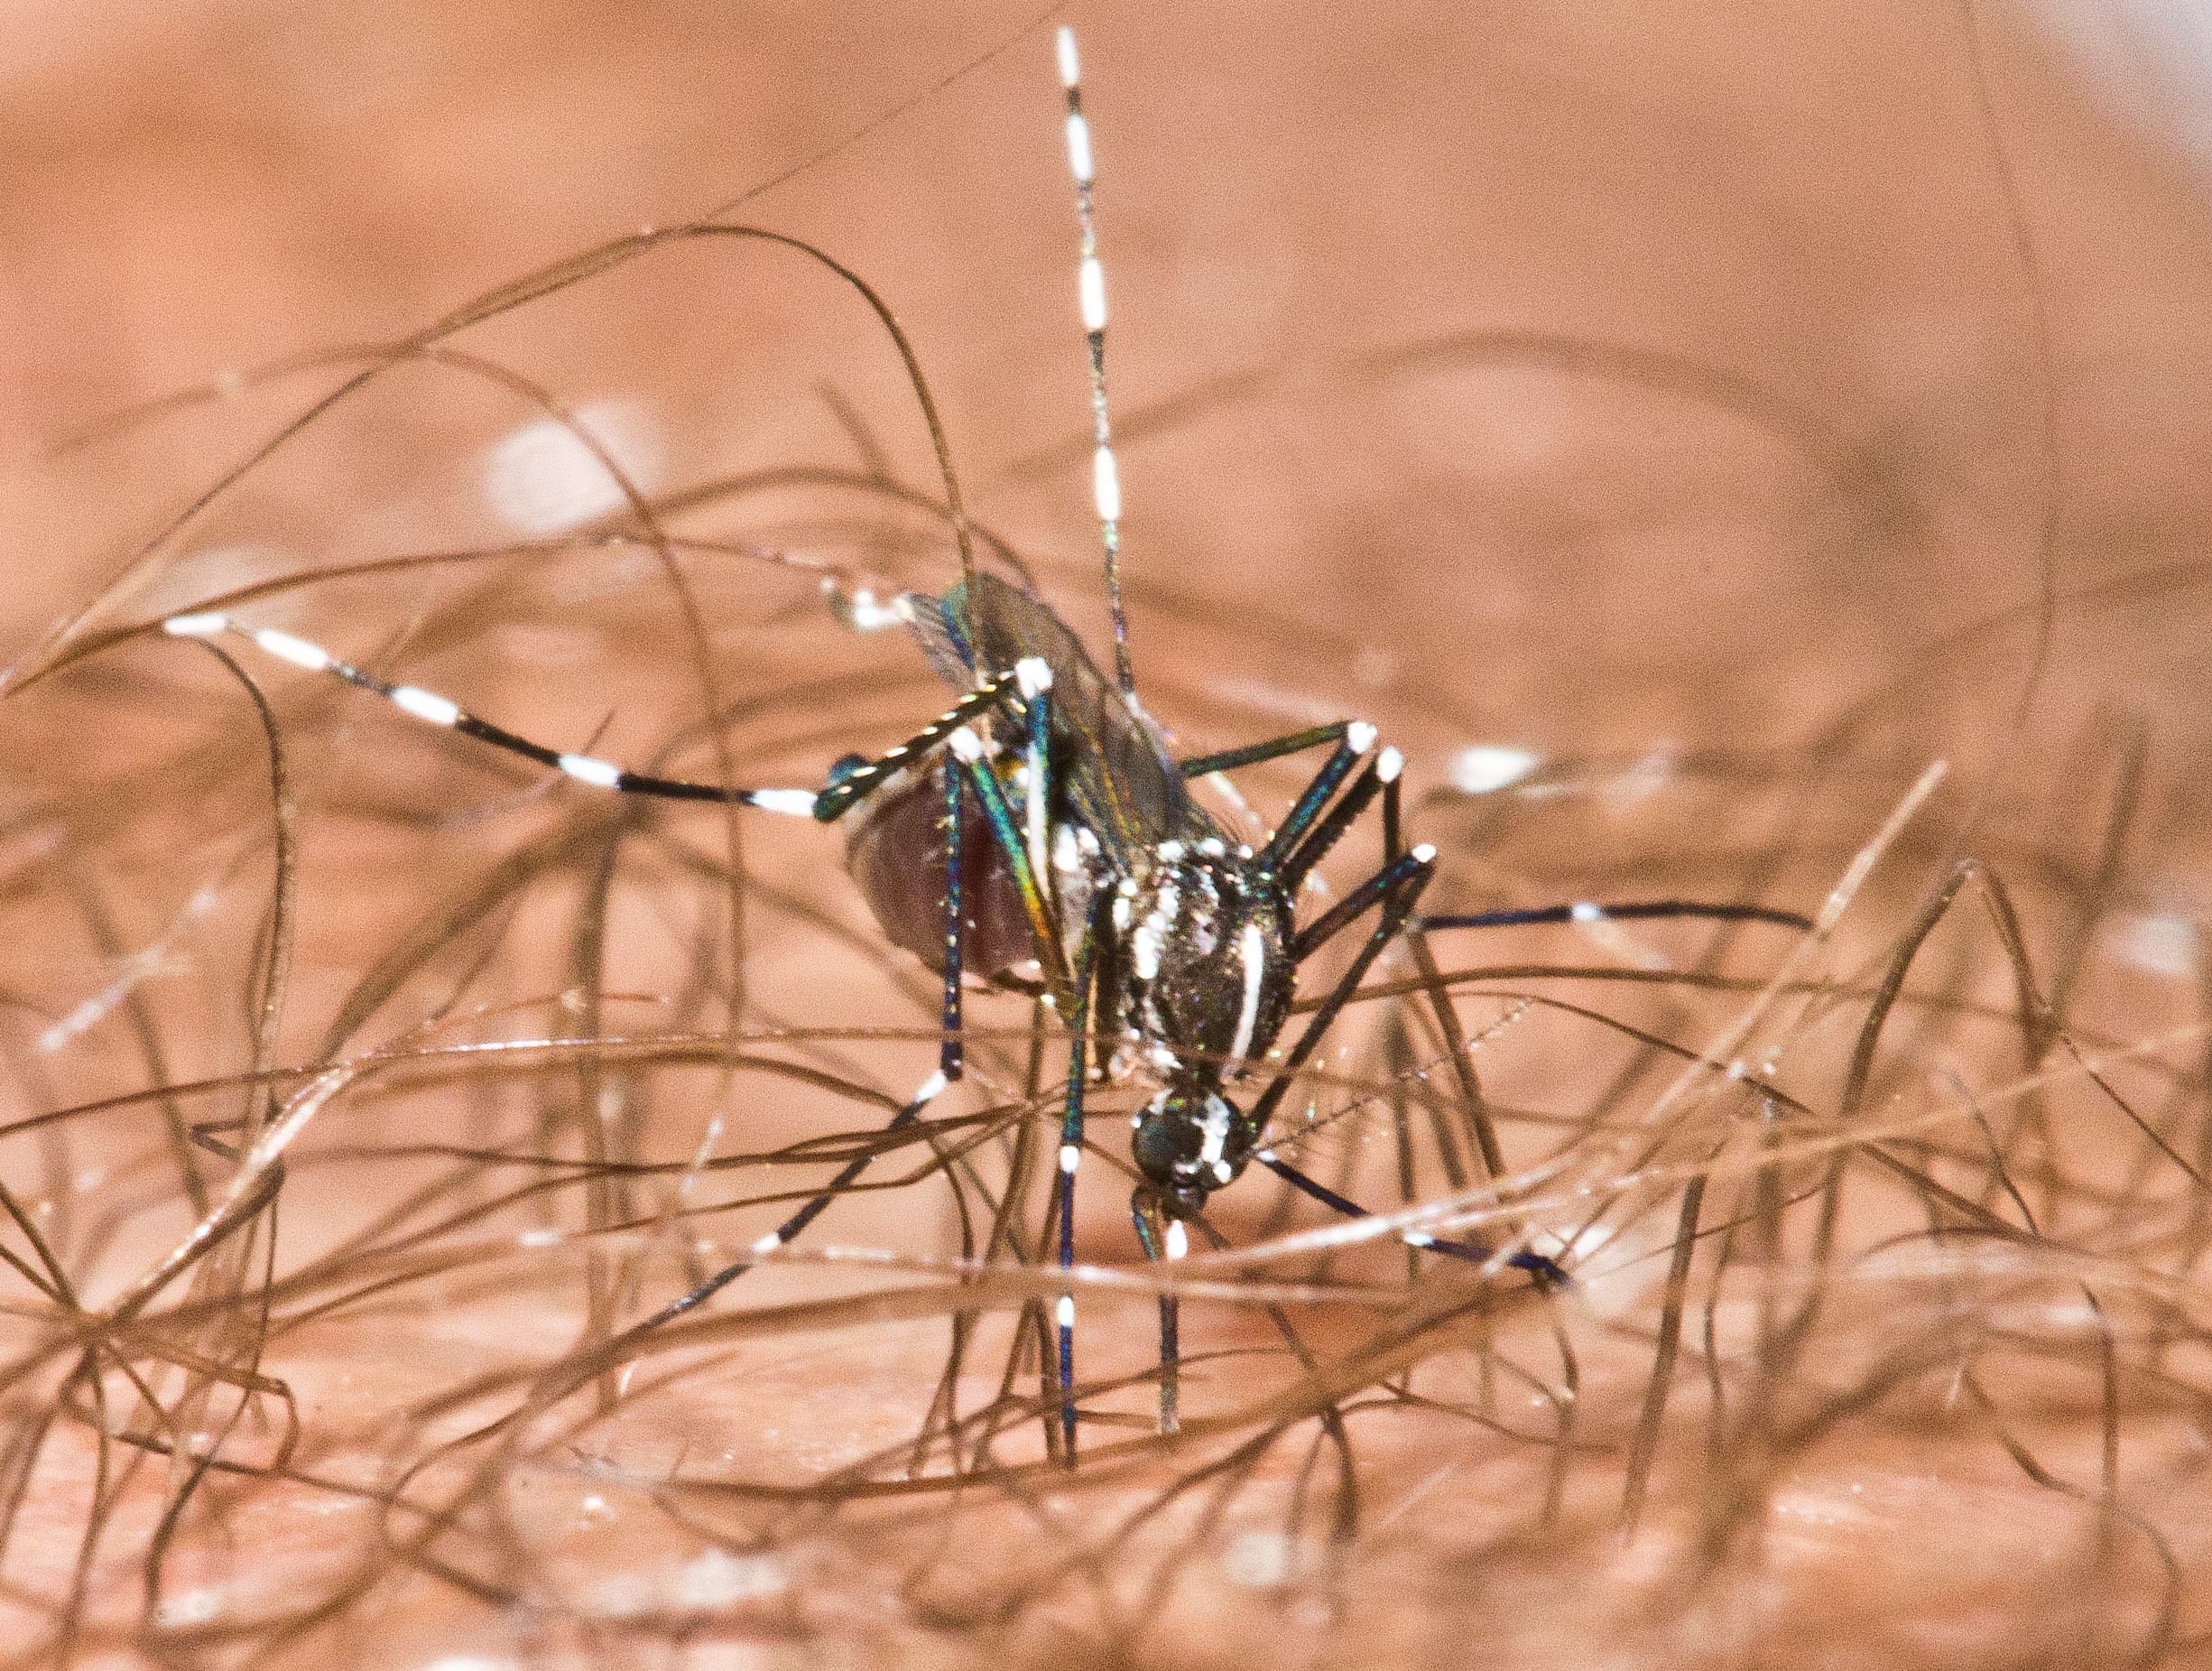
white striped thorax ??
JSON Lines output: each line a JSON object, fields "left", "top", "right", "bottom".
{"left": 1121, "top": 838, "right": 1291, "bottom": 1067}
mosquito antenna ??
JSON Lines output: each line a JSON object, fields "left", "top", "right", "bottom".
{"left": 1057, "top": 25, "right": 1137, "bottom": 699}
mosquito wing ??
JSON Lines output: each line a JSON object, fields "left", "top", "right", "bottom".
{"left": 904, "top": 571, "right": 1212, "bottom": 861}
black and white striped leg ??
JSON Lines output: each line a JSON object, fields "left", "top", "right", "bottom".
{"left": 811, "top": 665, "right": 1049, "bottom": 825}
{"left": 1251, "top": 844, "right": 1569, "bottom": 1280}
{"left": 918, "top": 650, "right": 1057, "bottom": 1084}
{"left": 1418, "top": 899, "right": 1813, "bottom": 933}
{"left": 1249, "top": 843, "right": 1438, "bottom": 1136}
{"left": 1132, "top": 1186, "right": 1185, "bottom": 1434}
{"left": 1056, "top": 23, "right": 1137, "bottom": 698}
{"left": 939, "top": 751, "right": 967, "bottom": 1083}
{"left": 1054, "top": 911, "right": 1104, "bottom": 1462}
{"left": 1176, "top": 719, "right": 1358, "bottom": 782}
{"left": 1256, "top": 723, "right": 1378, "bottom": 871}
{"left": 162, "top": 610, "right": 1082, "bottom": 846}
{"left": 1131, "top": 1193, "right": 1188, "bottom": 1434}
{"left": 1254, "top": 1152, "right": 1566, "bottom": 1286}
{"left": 162, "top": 611, "right": 825, "bottom": 812}
{"left": 626, "top": 1064, "right": 951, "bottom": 1334}
{"left": 643, "top": 664, "right": 1070, "bottom": 1323}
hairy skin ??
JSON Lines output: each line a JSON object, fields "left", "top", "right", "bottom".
{"left": 5, "top": 3, "right": 2212, "bottom": 1667}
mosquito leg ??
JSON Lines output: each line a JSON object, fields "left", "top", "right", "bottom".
{"left": 1056, "top": 24, "right": 1136, "bottom": 698}
{"left": 1054, "top": 910, "right": 1103, "bottom": 1462}
{"left": 161, "top": 609, "right": 814, "bottom": 813}
{"left": 164, "top": 611, "right": 1084, "bottom": 835}
{"left": 1378, "top": 751, "right": 1495, "bottom": 1183}
{"left": 810, "top": 663, "right": 1045, "bottom": 823}
{"left": 1290, "top": 839, "right": 1436, "bottom": 964}
{"left": 920, "top": 656, "right": 1060, "bottom": 1087}
{"left": 1017, "top": 658, "right": 1053, "bottom": 892}
{"left": 1247, "top": 843, "right": 1438, "bottom": 1137}
{"left": 939, "top": 750, "right": 967, "bottom": 1084}
{"left": 623, "top": 1066, "right": 950, "bottom": 1335}
{"left": 1277, "top": 747, "right": 1393, "bottom": 896}
{"left": 1177, "top": 720, "right": 1353, "bottom": 781}
{"left": 1254, "top": 1152, "right": 1565, "bottom": 1286}
{"left": 1267, "top": 789, "right": 1563, "bottom": 1281}
{"left": 1130, "top": 1195, "right": 1187, "bottom": 1434}
{"left": 1255, "top": 723, "right": 1378, "bottom": 869}
{"left": 1418, "top": 900, "right": 1814, "bottom": 933}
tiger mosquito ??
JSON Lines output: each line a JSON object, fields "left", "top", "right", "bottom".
{"left": 163, "top": 26, "right": 1809, "bottom": 1458}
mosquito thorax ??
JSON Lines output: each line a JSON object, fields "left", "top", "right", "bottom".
{"left": 1110, "top": 835, "right": 1293, "bottom": 1086}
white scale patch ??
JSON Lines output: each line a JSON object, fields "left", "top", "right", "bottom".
{"left": 1132, "top": 879, "right": 1178, "bottom": 980}
{"left": 391, "top": 685, "right": 460, "bottom": 727}
{"left": 1226, "top": 920, "right": 1268, "bottom": 1064}
{"left": 748, "top": 787, "right": 819, "bottom": 817}
{"left": 1186, "top": 873, "right": 1219, "bottom": 956}
{"left": 1196, "top": 1094, "right": 1231, "bottom": 1167}
{"left": 559, "top": 753, "right": 623, "bottom": 789}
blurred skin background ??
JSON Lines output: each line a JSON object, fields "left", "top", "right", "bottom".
{"left": 5, "top": 2, "right": 2212, "bottom": 1666}
{"left": 6, "top": 0, "right": 2211, "bottom": 766}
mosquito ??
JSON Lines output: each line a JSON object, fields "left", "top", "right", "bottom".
{"left": 163, "top": 26, "right": 1807, "bottom": 1457}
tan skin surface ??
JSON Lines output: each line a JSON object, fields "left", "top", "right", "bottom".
{"left": 4, "top": 3, "right": 2212, "bottom": 1666}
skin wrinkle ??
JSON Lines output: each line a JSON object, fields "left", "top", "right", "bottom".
{"left": 2, "top": 3, "right": 2211, "bottom": 1667}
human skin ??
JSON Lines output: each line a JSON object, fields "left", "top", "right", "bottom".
{"left": 3, "top": 3, "right": 2211, "bottom": 1667}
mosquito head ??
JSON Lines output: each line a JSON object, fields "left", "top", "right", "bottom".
{"left": 1132, "top": 1084, "right": 1255, "bottom": 1217}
